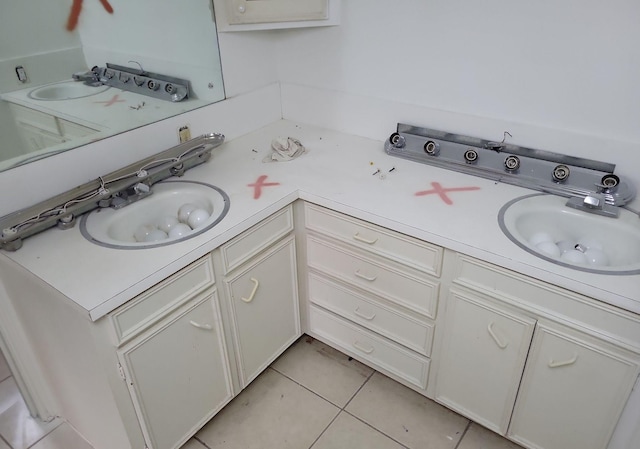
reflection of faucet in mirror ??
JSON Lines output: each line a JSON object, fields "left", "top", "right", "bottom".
{"left": 0, "top": 0, "right": 225, "bottom": 173}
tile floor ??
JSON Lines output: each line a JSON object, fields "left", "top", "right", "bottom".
{"left": 0, "top": 337, "right": 524, "bottom": 449}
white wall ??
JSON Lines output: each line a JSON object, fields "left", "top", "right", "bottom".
{"left": 0, "top": 0, "right": 85, "bottom": 92}
{"left": 275, "top": 0, "right": 640, "bottom": 184}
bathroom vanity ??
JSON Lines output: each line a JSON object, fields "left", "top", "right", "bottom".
{"left": 0, "top": 120, "right": 638, "bottom": 449}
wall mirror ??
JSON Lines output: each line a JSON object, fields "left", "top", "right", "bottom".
{"left": 0, "top": 0, "right": 226, "bottom": 173}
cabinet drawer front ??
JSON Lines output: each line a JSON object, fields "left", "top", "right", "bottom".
{"left": 451, "top": 253, "right": 640, "bottom": 350}
{"left": 309, "top": 305, "right": 430, "bottom": 390}
{"left": 508, "top": 323, "right": 640, "bottom": 449}
{"left": 309, "top": 273, "right": 434, "bottom": 356}
{"left": 305, "top": 203, "right": 443, "bottom": 276}
{"left": 434, "top": 288, "right": 536, "bottom": 435}
{"left": 58, "top": 118, "right": 99, "bottom": 137}
{"left": 9, "top": 104, "right": 60, "bottom": 134}
{"left": 111, "top": 256, "right": 215, "bottom": 345}
{"left": 220, "top": 205, "right": 293, "bottom": 273}
{"left": 307, "top": 236, "right": 439, "bottom": 318}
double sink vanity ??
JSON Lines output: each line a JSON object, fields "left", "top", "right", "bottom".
{"left": 0, "top": 120, "right": 639, "bottom": 449}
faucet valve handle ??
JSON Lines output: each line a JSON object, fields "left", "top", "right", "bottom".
{"left": 583, "top": 193, "right": 604, "bottom": 209}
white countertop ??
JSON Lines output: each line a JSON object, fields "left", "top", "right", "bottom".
{"left": 2, "top": 120, "right": 639, "bottom": 321}
{"left": 1, "top": 81, "right": 210, "bottom": 166}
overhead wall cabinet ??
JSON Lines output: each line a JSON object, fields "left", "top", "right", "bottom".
{"left": 213, "top": 0, "right": 340, "bottom": 31}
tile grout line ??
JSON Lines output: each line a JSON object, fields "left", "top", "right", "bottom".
{"left": 342, "top": 410, "right": 412, "bottom": 449}
{"left": 194, "top": 435, "right": 213, "bottom": 449}
{"left": 307, "top": 369, "right": 376, "bottom": 449}
{"left": 268, "top": 366, "right": 347, "bottom": 409}
{"left": 453, "top": 420, "right": 472, "bottom": 449}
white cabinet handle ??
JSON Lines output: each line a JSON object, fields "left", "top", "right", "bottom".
{"left": 241, "top": 278, "right": 260, "bottom": 303}
{"left": 548, "top": 354, "right": 578, "bottom": 368}
{"left": 189, "top": 320, "right": 213, "bottom": 331}
{"left": 354, "top": 307, "right": 376, "bottom": 321}
{"left": 354, "top": 270, "right": 377, "bottom": 282}
{"left": 352, "top": 341, "right": 374, "bottom": 354}
{"left": 487, "top": 322, "right": 508, "bottom": 349}
{"left": 353, "top": 233, "right": 378, "bottom": 245}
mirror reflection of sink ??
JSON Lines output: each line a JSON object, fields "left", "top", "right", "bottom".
{"left": 80, "top": 181, "right": 230, "bottom": 249}
{"left": 28, "top": 81, "right": 110, "bottom": 101}
{"left": 499, "top": 194, "right": 640, "bottom": 274}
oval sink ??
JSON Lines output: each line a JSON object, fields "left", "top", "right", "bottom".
{"left": 499, "top": 194, "right": 640, "bottom": 274}
{"left": 28, "top": 81, "right": 110, "bottom": 101}
{"left": 80, "top": 181, "right": 230, "bottom": 249}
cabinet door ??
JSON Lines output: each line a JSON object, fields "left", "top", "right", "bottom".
{"left": 225, "top": 236, "right": 300, "bottom": 387}
{"left": 119, "top": 292, "right": 233, "bottom": 449}
{"left": 433, "top": 288, "right": 536, "bottom": 434}
{"left": 508, "top": 323, "right": 640, "bottom": 449}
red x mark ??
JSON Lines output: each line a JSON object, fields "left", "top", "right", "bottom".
{"left": 94, "top": 94, "right": 126, "bottom": 107}
{"left": 248, "top": 175, "right": 280, "bottom": 199}
{"left": 415, "top": 182, "right": 481, "bottom": 205}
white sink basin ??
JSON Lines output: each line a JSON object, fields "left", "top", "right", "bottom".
{"left": 499, "top": 194, "right": 640, "bottom": 274}
{"left": 28, "top": 81, "right": 110, "bottom": 101}
{"left": 80, "top": 181, "right": 230, "bottom": 249}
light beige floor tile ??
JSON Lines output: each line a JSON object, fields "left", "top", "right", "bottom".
{"left": 346, "top": 373, "right": 468, "bottom": 449}
{"left": 457, "top": 423, "right": 524, "bottom": 449}
{"left": 312, "top": 411, "right": 405, "bottom": 449}
{"left": 196, "top": 368, "right": 339, "bottom": 449}
{"left": 29, "top": 423, "right": 93, "bottom": 449}
{"left": 0, "top": 352, "right": 10, "bottom": 383}
{"left": 0, "top": 378, "right": 61, "bottom": 449}
{"left": 180, "top": 438, "right": 207, "bottom": 449}
{"left": 271, "top": 336, "right": 374, "bottom": 407}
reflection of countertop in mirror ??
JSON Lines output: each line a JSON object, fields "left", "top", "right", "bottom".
{"left": 2, "top": 120, "right": 639, "bottom": 321}
{"left": 2, "top": 81, "right": 210, "bottom": 137}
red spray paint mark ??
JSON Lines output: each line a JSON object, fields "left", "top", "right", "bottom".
{"left": 415, "top": 182, "right": 481, "bottom": 205}
{"left": 248, "top": 175, "right": 280, "bottom": 199}
{"left": 67, "top": 0, "right": 114, "bottom": 32}
{"left": 94, "top": 94, "right": 126, "bottom": 107}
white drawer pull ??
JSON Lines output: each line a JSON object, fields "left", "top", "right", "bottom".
{"left": 354, "top": 270, "right": 377, "bottom": 282}
{"left": 354, "top": 307, "right": 376, "bottom": 321}
{"left": 353, "top": 341, "right": 374, "bottom": 354}
{"left": 241, "top": 278, "right": 260, "bottom": 303}
{"left": 548, "top": 354, "right": 578, "bottom": 368}
{"left": 189, "top": 320, "right": 213, "bottom": 331}
{"left": 487, "top": 322, "right": 508, "bottom": 349}
{"left": 353, "top": 233, "right": 378, "bottom": 245}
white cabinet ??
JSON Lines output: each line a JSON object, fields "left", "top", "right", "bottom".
{"left": 434, "top": 288, "right": 535, "bottom": 434}
{"left": 304, "top": 203, "right": 437, "bottom": 390}
{"left": 213, "top": 0, "right": 340, "bottom": 31}
{"left": 430, "top": 252, "right": 640, "bottom": 449}
{"left": 509, "top": 323, "right": 640, "bottom": 449}
{"left": 118, "top": 292, "right": 233, "bottom": 449}
{"left": 221, "top": 206, "right": 300, "bottom": 387}
{"left": 9, "top": 103, "right": 98, "bottom": 152}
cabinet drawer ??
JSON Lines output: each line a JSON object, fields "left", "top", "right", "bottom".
{"left": 305, "top": 203, "right": 443, "bottom": 276}
{"left": 110, "top": 256, "right": 215, "bottom": 345}
{"left": 308, "top": 273, "right": 434, "bottom": 356}
{"left": 58, "top": 118, "right": 99, "bottom": 138}
{"left": 220, "top": 205, "right": 293, "bottom": 273}
{"left": 307, "top": 236, "right": 439, "bottom": 318}
{"left": 10, "top": 104, "right": 60, "bottom": 135}
{"left": 309, "top": 305, "right": 430, "bottom": 390}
